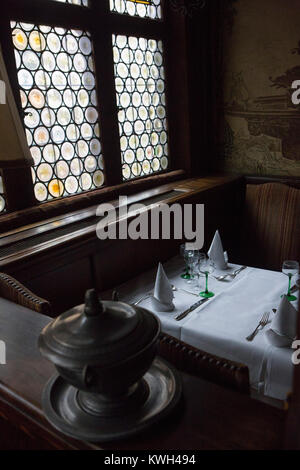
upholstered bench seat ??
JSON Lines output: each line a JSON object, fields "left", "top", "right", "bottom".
{"left": 241, "top": 182, "right": 300, "bottom": 271}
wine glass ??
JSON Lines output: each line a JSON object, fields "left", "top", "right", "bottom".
{"left": 199, "top": 258, "right": 215, "bottom": 298}
{"left": 191, "top": 252, "right": 207, "bottom": 291}
{"left": 180, "top": 244, "right": 191, "bottom": 280}
{"left": 185, "top": 249, "right": 203, "bottom": 285}
{"left": 282, "top": 260, "right": 299, "bottom": 301}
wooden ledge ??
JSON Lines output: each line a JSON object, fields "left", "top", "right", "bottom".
{"left": 0, "top": 170, "right": 186, "bottom": 233}
{"left": 0, "top": 173, "right": 242, "bottom": 236}
{"left": 0, "top": 174, "right": 243, "bottom": 270}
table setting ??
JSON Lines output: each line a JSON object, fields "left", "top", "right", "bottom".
{"left": 107, "top": 229, "right": 299, "bottom": 401}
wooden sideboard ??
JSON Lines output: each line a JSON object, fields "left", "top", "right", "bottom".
{"left": 0, "top": 300, "right": 286, "bottom": 450}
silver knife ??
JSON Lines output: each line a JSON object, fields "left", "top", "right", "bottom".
{"left": 175, "top": 297, "right": 209, "bottom": 321}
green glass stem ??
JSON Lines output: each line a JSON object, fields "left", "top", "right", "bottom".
{"left": 205, "top": 272, "right": 209, "bottom": 293}
{"left": 181, "top": 265, "right": 191, "bottom": 280}
{"left": 199, "top": 271, "right": 215, "bottom": 298}
{"left": 287, "top": 273, "right": 292, "bottom": 296}
{"left": 281, "top": 273, "right": 297, "bottom": 301}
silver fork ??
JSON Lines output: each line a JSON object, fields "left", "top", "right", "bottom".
{"left": 246, "top": 312, "right": 270, "bottom": 342}
{"left": 171, "top": 284, "right": 199, "bottom": 297}
{"left": 134, "top": 293, "right": 152, "bottom": 305}
{"left": 113, "top": 290, "right": 153, "bottom": 306}
{"left": 214, "top": 266, "right": 247, "bottom": 282}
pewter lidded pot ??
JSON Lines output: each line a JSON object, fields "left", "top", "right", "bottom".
{"left": 39, "top": 289, "right": 181, "bottom": 442}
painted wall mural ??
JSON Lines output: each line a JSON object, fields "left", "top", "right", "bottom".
{"left": 218, "top": 0, "right": 300, "bottom": 176}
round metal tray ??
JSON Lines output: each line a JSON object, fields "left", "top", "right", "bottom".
{"left": 42, "top": 357, "right": 182, "bottom": 443}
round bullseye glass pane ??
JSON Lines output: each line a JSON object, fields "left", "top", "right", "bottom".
{"left": 49, "top": 179, "right": 64, "bottom": 198}
{"left": 23, "top": 50, "right": 39, "bottom": 70}
{"left": 80, "top": 172, "right": 92, "bottom": 191}
{"left": 62, "top": 142, "right": 75, "bottom": 160}
{"left": 34, "top": 183, "right": 48, "bottom": 202}
{"left": 41, "top": 51, "right": 56, "bottom": 71}
{"left": 24, "top": 108, "right": 40, "bottom": 128}
{"left": 34, "top": 126, "right": 49, "bottom": 146}
{"left": 29, "top": 89, "right": 45, "bottom": 109}
{"left": 55, "top": 161, "right": 69, "bottom": 179}
{"left": 18, "top": 69, "right": 33, "bottom": 89}
{"left": 57, "top": 107, "right": 71, "bottom": 126}
{"left": 37, "top": 163, "right": 53, "bottom": 182}
{"left": 70, "top": 158, "right": 83, "bottom": 176}
{"left": 13, "top": 29, "right": 28, "bottom": 50}
{"left": 93, "top": 170, "right": 104, "bottom": 188}
{"left": 43, "top": 144, "right": 59, "bottom": 163}
{"left": 29, "top": 31, "right": 46, "bottom": 51}
{"left": 63, "top": 89, "right": 76, "bottom": 107}
{"left": 85, "top": 155, "right": 97, "bottom": 172}
{"left": 47, "top": 32, "right": 61, "bottom": 53}
{"left": 90, "top": 139, "right": 101, "bottom": 156}
{"left": 79, "top": 36, "right": 92, "bottom": 55}
{"left": 47, "top": 89, "right": 62, "bottom": 108}
{"left": 65, "top": 176, "right": 79, "bottom": 194}
{"left": 41, "top": 108, "right": 56, "bottom": 127}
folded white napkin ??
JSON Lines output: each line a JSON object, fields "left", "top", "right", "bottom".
{"left": 265, "top": 296, "right": 298, "bottom": 348}
{"left": 208, "top": 230, "right": 227, "bottom": 270}
{"left": 150, "top": 262, "right": 175, "bottom": 312}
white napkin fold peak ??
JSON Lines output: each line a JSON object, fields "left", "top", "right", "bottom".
{"left": 265, "top": 295, "right": 298, "bottom": 348}
{"left": 151, "top": 262, "right": 175, "bottom": 312}
{"left": 208, "top": 230, "right": 227, "bottom": 270}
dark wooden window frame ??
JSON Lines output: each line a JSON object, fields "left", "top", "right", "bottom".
{"left": 0, "top": 0, "right": 191, "bottom": 218}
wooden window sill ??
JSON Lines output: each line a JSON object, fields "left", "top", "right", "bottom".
{"left": 0, "top": 174, "right": 243, "bottom": 270}
{"left": 0, "top": 170, "right": 186, "bottom": 233}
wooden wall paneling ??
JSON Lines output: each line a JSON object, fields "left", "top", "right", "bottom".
{"left": 189, "top": 177, "right": 245, "bottom": 262}
{"left": 93, "top": 238, "right": 180, "bottom": 294}
{"left": 24, "top": 257, "right": 94, "bottom": 315}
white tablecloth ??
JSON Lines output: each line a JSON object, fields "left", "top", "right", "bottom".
{"left": 111, "top": 256, "right": 298, "bottom": 400}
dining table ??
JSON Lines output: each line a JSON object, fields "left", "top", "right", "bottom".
{"left": 107, "top": 255, "right": 299, "bottom": 401}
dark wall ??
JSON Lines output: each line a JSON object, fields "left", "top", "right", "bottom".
{"left": 187, "top": 0, "right": 300, "bottom": 178}
{"left": 218, "top": 0, "right": 300, "bottom": 176}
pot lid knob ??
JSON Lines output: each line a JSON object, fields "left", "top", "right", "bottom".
{"left": 84, "top": 289, "right": 104, "bottom": 317}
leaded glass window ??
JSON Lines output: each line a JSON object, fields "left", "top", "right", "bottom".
{"left": 113, "top": 34, "right": 169, "bottom": 180}
{"left": 11, "top": 21, "right": 105, "bottom": 202}
{"left": 54, "top": 0, "right": 89, "bottom": 6}
{"left": 0, "top": 175, "right": 6, "bottom": 213}
{"left": 0, "top": 0, "right": 175, "bottom": 214}
{"left": 110, "top": 0, "right": 162, "bottom": 20}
